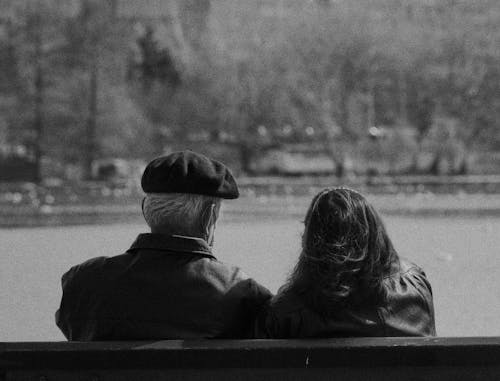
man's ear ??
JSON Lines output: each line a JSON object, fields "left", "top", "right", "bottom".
{"left": 141, "top": 197, "right": 146, "bottom": 220}
{"left": 201, "top": 201, "right": 220, "bottom": 243}
{"left": 207, "top": 203, "right": 217, "bottom": 227}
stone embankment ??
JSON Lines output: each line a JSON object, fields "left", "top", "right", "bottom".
{"left": 1, "top": 175, "right": 500, "bottom": 227}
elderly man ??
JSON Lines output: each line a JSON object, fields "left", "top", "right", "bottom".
{"left": 56, "top": 151, "right": 272, "bottom": 340}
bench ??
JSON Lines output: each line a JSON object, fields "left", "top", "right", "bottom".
{"left": 2, "top": 337, "right": 500, "bottom": 380}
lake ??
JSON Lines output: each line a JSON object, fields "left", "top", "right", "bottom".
{"left": 1, "top": 214, "right": 499, "bottom": 341}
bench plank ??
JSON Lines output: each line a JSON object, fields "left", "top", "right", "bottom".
{"left": 2, "top": 337, "right": 500, "bottom": 380}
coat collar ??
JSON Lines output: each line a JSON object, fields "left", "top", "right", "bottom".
{"left": 127, "top": 233, "right": 216, "bottom": 259}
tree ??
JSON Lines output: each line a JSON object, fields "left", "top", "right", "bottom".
{"left": 64, "top": 0, "right": 148, "bottom": 177}
{"left": 0, "top": 0, "right": 69, "bottom": 182}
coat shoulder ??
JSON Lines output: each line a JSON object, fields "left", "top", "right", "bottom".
{"left": 61, "top": 256, "right": 108, "bottom": 286}
{"left": 381, "top": 258, "right": 436, "bottom": 336}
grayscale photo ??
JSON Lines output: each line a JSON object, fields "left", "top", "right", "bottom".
{"left": 0, "top": 0, "right": 499, "bottom": 379}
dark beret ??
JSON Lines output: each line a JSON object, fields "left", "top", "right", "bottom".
{"left": 141, "top": 151, "right": 239, "bottom": 199}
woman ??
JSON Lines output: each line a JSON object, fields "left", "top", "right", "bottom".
{"left": 255, "top": 187, "right": 435, "bottom": 338}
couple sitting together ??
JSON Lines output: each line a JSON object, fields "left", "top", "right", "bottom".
{"left": 56, "top": 151, "right": 436, "bottom": 340}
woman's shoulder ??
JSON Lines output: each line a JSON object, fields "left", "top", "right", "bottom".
{"left": 268, "top": 285, "right": 308, "bottom": 315}
{"left": 252, "top": 286, "right": 307, "bottom": 338}
{"left": 384, "top": 257, "right": 433, "bottom": 297}
{"left": 386, "top": 257, "right": 426, "bottom": 277}
{"left": 380, "top": 257, "right": 436, "bottom": 336}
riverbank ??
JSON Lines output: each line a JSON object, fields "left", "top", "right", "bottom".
{"left": 2, "top": 175, "right": 500, "bottom": 227}
{"left": 2, "top": 193, "right": 500, "bottom": 228}
{"left": 232, "top": 193, "right": 500, "bottom": 218}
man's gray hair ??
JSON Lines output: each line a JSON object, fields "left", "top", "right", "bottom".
{"left": 143, "top": 193, "right": 221, "bottom": 236}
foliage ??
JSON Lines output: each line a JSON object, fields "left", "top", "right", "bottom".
{"left": 135, "top": 0, "right": 500, "bottom": 172}
{"left": 0, "top": 0, "right": 158, "bottom": 179}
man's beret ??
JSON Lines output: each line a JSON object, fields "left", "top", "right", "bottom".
{"left": 141, "top": 151, "right": 239, "bottom": 199}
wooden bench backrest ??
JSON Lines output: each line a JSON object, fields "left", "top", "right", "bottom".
{"left": 2, "top": 337, "right": 500, "bottom": 380}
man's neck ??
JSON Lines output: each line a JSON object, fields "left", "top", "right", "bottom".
{"left": 150, "top": 228, "right": 209, "bottom": 242}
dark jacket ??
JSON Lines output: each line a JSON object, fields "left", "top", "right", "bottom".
{"left": 254, "top": 258, "right": 435, "bottom": 338}
{"left": 56, "top": 233, "right": 272, "bottom": 340}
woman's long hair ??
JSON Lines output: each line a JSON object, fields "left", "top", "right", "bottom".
{"left": 286, "top": 188, "right": 398, "bottom": 313}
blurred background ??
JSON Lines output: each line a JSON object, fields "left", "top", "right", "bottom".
{"left": 0, "top": 0, "right": 500, "bottom": 340}
{"left": 1, "top": 0, "right": 499, "bottom": 184}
